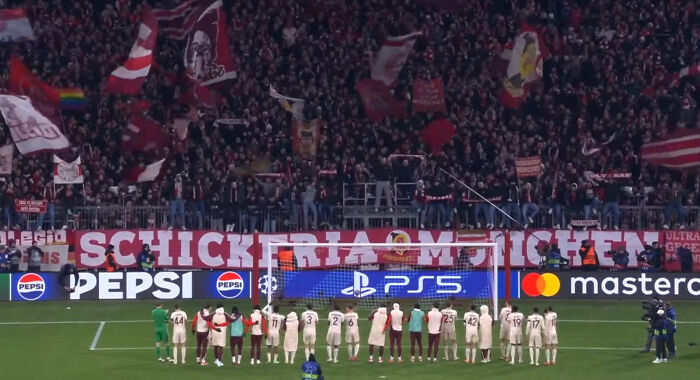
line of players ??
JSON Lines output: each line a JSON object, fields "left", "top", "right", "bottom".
{"left": 152, "top": 300, "right": 559, "bottom": 367}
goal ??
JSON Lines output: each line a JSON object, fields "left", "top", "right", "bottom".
{"left": 263, "top": 242, "right": 500, "bottom": 319}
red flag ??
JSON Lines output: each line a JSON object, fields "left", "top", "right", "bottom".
{"left": 412, "top": 78, "right": 447, "bottom": 113}
{"left": 9, "top": 56, "right": 60, "bottom": 121}
{"left": 153, "top": 0, "right": 198, "bottom": 40}
{"left": 0, "top": 9, "right": 34, "bottom": 41}
{"left": 499, "top": 22, "right": 549, "bottom": 109}
{"left": 126, "top": 159, "right": 165, "bottom": 183}
{"left": 184, "top": 0, "right": 236, "bottom": 86}
{"left": 122, "top": 115, "right": 167, "bottom": 152}
{"left": 370, "top": 31, "right": 422, "bottom": 87}
{"left": 105, "top": 7, "right": 158, "bottom": 95}
{"left": 641, "top": 129, "right": 700, "bottom": 169}
{"left": 421, "top": 118, "right": 456, "bottom": 154}
{"left": 356, "top": 79, "right": 406, "bottom": 122}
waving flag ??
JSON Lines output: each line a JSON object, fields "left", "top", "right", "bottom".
{"left": 292, "top": 118, "right": 322, "bottom": 159}
{"left": 122, "top": 115, "right": 167, "bottom": 152}
{"left": 356, "top": 78, "right": 406, "bottom": 122}
{"left": 421, "top": 118, "right": 456, "bottom": 153}
{"left": 370, "top": 31, "right": 422, "bottom": 87}
{"left": 59, "top": 88, "right": 86, "bottom": 111}
{"left": 105, "top": 7, "right": 158, "bottom": 95}
{"left": 499, "top": 22, "right": 549, "bottom": 109}
{"left": 0, "top": 9, "right": 34, "bottom": 41}
{"left": 641, "top": 129, "right": 700, "bottom": 169}
{"left": 184, "top": 0, "right": 236, "bottom": 86}
{"left": 9, "top": 56, "right": 60, "bottom": 121}
{"left": 0, "top": 95, "right": 69, "bottom": 155}
{"left": 53, "top": 155, "right": 84, "bottom": 184}
{"left": 269, "top": 86, "right": 305, "bottom": 120}
{"left": 126, "top": 159, "right": 165, "bottom": 183}
{"left": 0, "top": 144, "right": 13, "bottom": 175}
{"left": 153, "top": 0, "right": 198, "bottom": 40}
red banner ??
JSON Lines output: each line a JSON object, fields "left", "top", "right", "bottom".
{"left": 412, "top": 78, "right": 447, "bottom": 113}
{"left": 15, "top": 199, "right": 47, "bottom": 213}
{"left": 515, "top": 156, "right": 542, "bottom": 177}
{"left": 663, "top": 231, "right": 700, "bottom": 272}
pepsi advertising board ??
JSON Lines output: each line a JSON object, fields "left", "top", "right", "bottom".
{"left": 9, "top": 271, "right": 252, "bottom": 301}
{"left": 283, "top": 270, "right": 519, "bottom": 299}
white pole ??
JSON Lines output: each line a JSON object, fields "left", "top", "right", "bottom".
{"left": 266, "top": 243, "right": 273, "bottom": 306}
{"left": 492, "top": 243, "right": 499, "bottom": 320}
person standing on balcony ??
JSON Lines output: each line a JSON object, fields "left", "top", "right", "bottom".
{"left": 602, "top": 178, "right": 621, "bottom": 230}
{"left": 413, "top": 180, "right": 427, "bottom": 228}
{"left": 426, "top": 179, "right": 451, "bottom": 228}
{"left": 373, "top": 157, "right": 393, "bottom": 212}
{"left": 663, "top": 182, "right": 686, "bottom": 229}
{"left": 501, "top": 178, "right": 520, "bottom": 229}
{"left": 192, "top": 178, "right": 207, "bottom": 229}
{"left": 169, "top": 174, "right": 186, "bottom": 230}
{"left": 302, "top": 180, "right": 317, "bottom": 230}
{"left": 317, "top": 182, "right": 331, "bottom": 228}
{"left": 224, "top": 178, "right": 240, "bottom": 232}
{"left": 38, "top": 181, "right": 56, "bottom": 231}
{"left": 521, "top": 183, "right": 538, "bottom": 229}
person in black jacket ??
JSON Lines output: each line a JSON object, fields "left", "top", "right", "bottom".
{"left": 501, "top": 180, "right": 520, "bottom": 229}
{"left": 6, "top": 239, "right": 22, "bottom": 272}
{"left": 426, "top": 179, "right": 451, "bottom": 228}
{"left": 602, "top": 179, "right": 621, "bottom": 230}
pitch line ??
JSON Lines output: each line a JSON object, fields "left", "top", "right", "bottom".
{"left": 1, "top": 319, "right": 700, "bottom": 325}
{"left": 91, "top": 345, "right": 641, "bottom": 352}
{"left": 90, "top": 322, "right": 106, "bottom": 351}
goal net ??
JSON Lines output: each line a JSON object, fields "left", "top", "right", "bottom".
{"left": 263, "top": 242, "right": 499, "bottom": 319}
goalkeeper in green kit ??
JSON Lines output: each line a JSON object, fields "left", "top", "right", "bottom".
{"left": 153, "top": 303, "right": 174, "bottom": 363}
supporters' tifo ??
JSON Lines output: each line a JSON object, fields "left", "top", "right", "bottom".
{"left": 0, "top": 0, "right": 699, "bottom": 379}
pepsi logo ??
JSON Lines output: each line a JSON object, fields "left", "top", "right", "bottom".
{"left": 216, "top": 272, "right": 245, "bottom": 299}
{"left": 17, "top": 273, "right": 46, "bottom": 301}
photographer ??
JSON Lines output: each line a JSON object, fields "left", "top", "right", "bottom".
{"left": 611, "top": 245, "right": 629, "bottom": 271}
{"left": 641, "top": 296, "right": 667, "bottom": 353}
{"left": 546, "top": 243, "right": 562, "bottom": 271}
{"left": 138, "top": 244, "right": 155, "bottom": 272}
{"left": 637, "top": 245, "right": 661, "bottom": 272}
{"left": 665, "top": 303, "right": 677, "bottom": 359}
{"left": 652, "top": 309, "right": 670, "bottom": 364}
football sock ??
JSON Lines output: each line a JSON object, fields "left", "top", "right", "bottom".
{"left": 471, "top": 348, "right": 476, "bottom": 362}
{"left": 518, "top": 346, "right": 523, "bottom": 361}
{"left": 166, "top": 345, "right": 171, "bottom": 357}
{"left": 173, "top": 348, "right": 178, "bottom": 363}
{"left": 156, "top": 346, "right": 161, "bottom": 359}
{"left": 290, "top": 351, "right": 296, "bottom": 363}
{"left": 546, "top": 349, "right": 550, "bottom": 362}
{"left": 268, "top": 352, "right": 271, "bottom": 362}
{"left": 333, "top": 348, "right": 338, "bottom": 361}
{"left": 529, "top": 347, "right": 534, "bottom": 363}
{"left": 552, "top": 348, "right": 557, "bottom": 362}
{"left": 305, "top": 348, "right": 310, "bottom": 360}
{"left": 465, "top": 348, "right": 469, "bottom": 359}
{"left": 453, "top": 344, "right": 458, "bottom": 359}
{"left": 354, "top": 344, "right": 360, "bottom": 357}
{"left": 510, "top": 346, "right": 515, "bottom": 362}
{"left": 327, "top": 346, "right": 332, "bottom": 359}
{"left": 348, "top": 344, "right": 353, "bottom": 358}
{"left": 181, "top": 347, "right": 185, "bottom": 362}
{"left": 285, "top": 352, "right": 289, "bottom": 363}
{"left": 535, "top": 349, "right": 540, "bottom": 364}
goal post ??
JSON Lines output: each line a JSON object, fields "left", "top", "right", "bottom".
{"left": 263, "top": 241, "right": 501, "bottom": 320}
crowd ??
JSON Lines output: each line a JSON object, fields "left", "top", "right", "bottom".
{"left": 1, "top": 0, "right": 700, "bottom": 232}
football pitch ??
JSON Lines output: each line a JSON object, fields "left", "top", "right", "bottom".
{"left": 1, "top": 299, "right": 699, "bottom": 380}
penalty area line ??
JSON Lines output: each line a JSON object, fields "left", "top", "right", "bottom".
{"left": 90, "top": 322, "right": 106, "bottom": 351}
{"left": 1, "top": 319, "right": 699, "bottom": 325}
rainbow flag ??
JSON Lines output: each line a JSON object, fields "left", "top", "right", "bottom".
{"left": 59, "top": 88, "right": 86, "bottom": 110}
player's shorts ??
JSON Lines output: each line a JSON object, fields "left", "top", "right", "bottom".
{"left": 211, "top": 332, "right": 226, "bottom": 347}
{"left": 172, "top": 331, "right": 186, "bottom": 344}
{"left": 155, "top": 328, "right": 169, "bottom": 343}
{"left": 499, "top": 325, "right": 510, "bottom": 340}
{"left": 465, "top": 331, "right": 478, "bottom": 344}
{"left": 346, "top": 329, "right": 360, "bottom": 343}
{"left": 441, "top": 329, "right": 456, "bottom": 342}
{"left": 528, "top": 334, "right": 542, "bottom": 348}
{"left": 303, "top": 331, "right": 317, "bottom": 345}
{"left": 326, "top": 331, "right": 341, "bottom": 346}
{"left": 545, "top": 332, "right": 558, "bottom": 345}
{"left": 509, "top": 333, "right": 522, "bottom": 345}
{"left": 266, "top": 332, "right": 280, "bottom": 347}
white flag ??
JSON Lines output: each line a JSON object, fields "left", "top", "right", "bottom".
{"left": 53, "top": 155, "right": 84, "bottom": 184}
{"left": 0, "top": 144, "right": 13, "bottom": 175}
{"left": 269, "top": 86, "right": 305, "bottom": 120}
{"left": 0, "top": 94, "right": 70, "bottom": 155}
{"left": 129, "top": 159, "right": 165, "bottom": 183}
{"left": 0, "top": 9, "right": 35, "bottom": 42}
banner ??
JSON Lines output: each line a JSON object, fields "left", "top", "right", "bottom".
{"left": 357, "top": 78, "right": 406, "bottom": 121}
{"left": 0, "top": 94, "right": 70, "bottom": 155}
{"left": 292, "top": 118, "right": 321, "bottom": 159}
{"left": 585, "top": 171, "right": 631, "bottom": 181}
{"left": 370, "top": 32, "right": 422, "bottom": 87}
{"left": 0, "top": 144, "right": 13, "bottom": 175}
{"left": 184, "top": 0, "right": 236, "bottom": 86}
{"left": 0, "top": 230, "right": 67, "bottom": 246}
{"left": 283, "top": 270, "right": 518, "bottom": 299}
{"left": 105, "top": 7, "right": 158, "bottom": 95}
{"left": 520, "top": 271, "right": 700, "bottom": 300}
{"left": 515, "top": 156, "right": 542, "bottom": 178}
{"left": 500, "top": 22, "right": 549, "bottom": 109}
{"left": 663, "top": 231, "right": 700, "bottom": 272}
{"left": 53, "top": 155, "right": 83, "bottom": 184}
{"left": 0, "top": 9, "right": 34, "bottom": 41}
{"left": 17, "top": 245, "right": 69, "bottom": 272}
{"left": 8, "top": 270, "right": 253, "bottom": 301}
{"left": 641, "top": 129, "right": 700, "bottom": 169}
{"left": 412, "top": 78, "right": 447, "bottom": 113}
{"left": 14, "top": 199, "right": 47, "bottom": 213}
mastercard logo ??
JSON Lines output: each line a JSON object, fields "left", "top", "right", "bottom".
{"left": 522, "top": 273, "right": 561, "bottom": 297}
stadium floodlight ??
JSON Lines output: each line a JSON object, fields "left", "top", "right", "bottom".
{"left": 264, "top": 241, "right": 500, "bottom": 319}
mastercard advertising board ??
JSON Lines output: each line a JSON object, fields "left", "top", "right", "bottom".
{"left": 520, "top": 271, "right": 700, "bottom": 300}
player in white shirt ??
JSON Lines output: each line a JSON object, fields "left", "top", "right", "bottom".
{"left": 301, "top": 304, "right": 319, "bottom": 360}
{"left": 388, "top": 303, "right": 405, "bottom": 363}
{"left": 441, "top": 302, "right": 459, "bottom": 361}
{"left": 283, "top": 311, "right": 300, "bottom": 364}
{"left": 263, "top": 304, "right": 285, "bottom": 364}
{"left": 478, "top": 305, "right": 493, "bottom": 363}
{"left": 544, "top": 306, "right": 558, "bottom": 366}
{"left": 526, "top": 307, "right": 545, "bottom": 366}
{"left": 248, "top": 306, "right": 265, "bottom": 365}
{"left": 426, "top": 302, "right": 443, "bottom": 362}
{"left": 506, "top": 305, "right": 524, "bottom": 365}
{"left": 499, "top": 301, "right": 512, "bottom": 361}
{"left": 170, "top": 305, "right": 188, "bottom": 364}
{"left": 463, "top": 305, "right": 480, "bottom": 364}
{"left": 367, "top": 305, "right": 390, "bottom": 363}
{"left": 344, "top": 305, "right": 360, "bottom": 361}
{"left": 326, "top": 305, "right": 345, "bottom": 363}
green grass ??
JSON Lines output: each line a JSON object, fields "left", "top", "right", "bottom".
{"left": 1, "top": 299, "right": 699, "bottom": 380}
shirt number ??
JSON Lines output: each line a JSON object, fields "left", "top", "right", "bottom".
{"left": 332, "top": 316, "right": 339, "bottom": 326}
{"left": 467, "top": 317, "right": 478, "bottom": 327}
{"left": 512, "top": 318, "right": 522, "bottom": 327}
{"left": 307, "top": 316, "right": 313, "bottom": 325}
{"left": 348, "top": 319, "right": 354, "bottom": 327}
{"left": 442, "top": 315, "right": 455, "bottom": 323}
{"left": 173, "top": 316, "right": 184, "bottom": 325}
{"left": 272, "top": 319, "right": 278, "bottom": 328}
